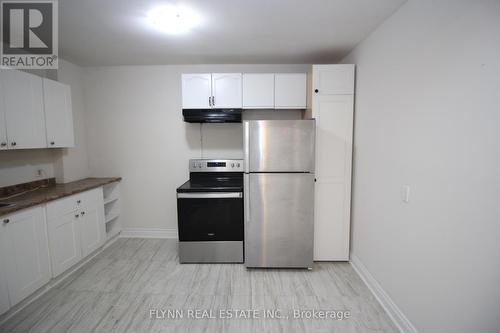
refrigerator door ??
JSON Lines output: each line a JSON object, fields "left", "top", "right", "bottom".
{"left": 244, "top": 173, "right": 314, "bottom": 268}
{"left": 244, "top": 120, "right": 315, "bottom": 173}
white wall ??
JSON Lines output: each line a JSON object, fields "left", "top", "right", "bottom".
{"left": 53, "top": 60, "right": 90, "bottom": 182}
{"left": 0, "top": 150, "right": 57, "bottom": 187}
{"left": 342, "top": 1, "right": 500, "bottom": 332}
{"left": 82, "top": 64, "right": 307, "bottom": 231}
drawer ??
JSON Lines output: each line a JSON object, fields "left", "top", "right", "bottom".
{"left": 46, "top": 187, "right": 103, "bottom": 220}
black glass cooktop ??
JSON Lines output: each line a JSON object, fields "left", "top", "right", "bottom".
{"left": 176, "top": 172, "right": 243, "bottom": 193}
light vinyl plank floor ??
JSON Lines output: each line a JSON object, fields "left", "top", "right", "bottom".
{"left": 0, "top": 238, "right": 398, "bottom": 333}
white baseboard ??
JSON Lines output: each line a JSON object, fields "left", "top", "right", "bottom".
{"left": 120, "top": 227, "right": 178, "bottom": 239}
{"left": 350, "top": 254, "right": 419, "bottom": 333}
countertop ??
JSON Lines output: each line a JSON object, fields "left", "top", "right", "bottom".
{"left": 0, "top": 177, "right": 121, "bottom": 217}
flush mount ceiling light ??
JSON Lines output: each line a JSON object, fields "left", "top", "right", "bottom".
{"left": 147, "top": 5, "right": 200, "bottom": 34}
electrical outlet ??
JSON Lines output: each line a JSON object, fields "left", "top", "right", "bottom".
{"left": 36, "top": 169, "right": 44, "bottom": 177}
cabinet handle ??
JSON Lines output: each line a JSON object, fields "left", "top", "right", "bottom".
{"left": 50, "top": 141, "right": 55, "bottom": 145}
{"left": 81, "top": 211, "right": 85, "bottom": 216}
{"left": 212, "top": 96, "right": 215, "bottom": 106}
{"left": 11, "top": 142, "right": 16, "bottom": 146}
{"left": 77, "top": 200, "right": 81, "bottom": 204}
{"left": 2, "top": 219, "right": 9, "bottom": 224}
{"left": 208, "top": 96, "right": 211, "bottom": 107}
{"left": 0, "top": 142, "right": 6, "bottom": 147}
{"left": 314, "top": 89, "right": 319, "bottom": 93}
{"left": 75, "top": 214, "right": 79, "bottom": 218}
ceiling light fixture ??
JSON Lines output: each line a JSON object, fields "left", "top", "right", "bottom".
{"left": 147, "top": 5, "right": 200, "bottom": 34}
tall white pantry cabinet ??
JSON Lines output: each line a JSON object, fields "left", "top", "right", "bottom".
{"left": 307, "top": 64, "right": 355, "bottom": 261}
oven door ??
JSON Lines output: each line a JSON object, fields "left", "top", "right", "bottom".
{"left": 177, "top": 192, "right": 243, "bottom": 241}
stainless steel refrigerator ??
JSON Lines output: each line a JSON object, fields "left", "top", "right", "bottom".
{"left": 243, "top": 119, "right": 315, "bottom": 269}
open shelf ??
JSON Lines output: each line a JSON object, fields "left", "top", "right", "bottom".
{"left": 104, "top": 196, "right": 119, "bottom": 205}
{"left": 102, "top": 182, "right": 121, "bottom": 240}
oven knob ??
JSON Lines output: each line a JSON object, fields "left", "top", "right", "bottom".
{"left": 231, "top": 163, "right": 235, "bottom": 168}
{"left": 237, "top": 163, "right": 240, "bottom": 168}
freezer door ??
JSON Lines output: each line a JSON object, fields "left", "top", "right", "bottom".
{"left": 244, "top": 173, "right": 314, "bottom": 268}
{"left": 244, "top": 120, "right": 315, "bottom": 172}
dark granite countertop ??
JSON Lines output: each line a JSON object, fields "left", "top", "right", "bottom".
{"left": 0, "top": 177, "right": 121, "bottom": 217}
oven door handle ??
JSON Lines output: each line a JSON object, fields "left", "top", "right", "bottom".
{"left": 177, "top": 192, "right": 242, "bottom": 199}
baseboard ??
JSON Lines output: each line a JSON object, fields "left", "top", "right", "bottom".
{"left": 0, "top": 234, "right": 120, "bottom": 326}
{"left": 120, "top": 227, "right": 178, "bottom": 239}
{"left": 350, "top": 254, "right": 419, "bottom": 333}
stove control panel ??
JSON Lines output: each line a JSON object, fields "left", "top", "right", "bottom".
{"left": 189, "top": 159, "right": 244, "bottom": 172}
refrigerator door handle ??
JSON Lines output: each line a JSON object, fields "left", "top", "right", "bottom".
{"left": 244, "top": 173, "right": 250, "bottom": 224}
{"left": 243, "top": 121, "right": 250, "bottom": 173}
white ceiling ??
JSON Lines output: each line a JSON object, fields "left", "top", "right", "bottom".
{"left": 60, "top": 0, "right": 406, "bottom": 66}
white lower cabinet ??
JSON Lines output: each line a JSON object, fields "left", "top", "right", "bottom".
{"left": 46, "top": 188, "right": 105, "bottom": 278}
{"left": 79, "top": 198, "right": 106, "bottom": 258}
{"left": 0, "top": 242, "right": 11, "bottom": 315}
{"left": 0, "top": 206, "right": 51, "bottom": 308}
{"left": 47, "top": 211, "right": 82, "bottom": 277}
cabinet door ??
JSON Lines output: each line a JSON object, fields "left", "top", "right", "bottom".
{"left": 212, "top": 73, "right": 242, "bottom": 108}
{"left": 312, "top": 64, "right": 355, "bottom": 95}
{"left": 0, "top": 70, "right": 8, "bottom": 150}
{"left": 274, "top": 73, "right": 307, "bottom": 109}
{"left": 242, "top": 74, "right": 274, "bottom": 108}
{"left": 43, "top": 78, "right": 75, "bottom": 148}
{"left": 1, "top": 206, "right": 50, "bottom": 306}
{"left": 182, "top": 74, "right": 212, "bottom": 109}
{"left": 2, "top": 70, "right": 46, "bottom": 149}
{"left": 313, "top": 94, "right": 354, "bottom": 261}
{"left": 0, "top": 236, "right": 10, "bottom": 315}
{"left": 79, "top": 204, "right": 105, "bottom": 258}
{"left": 47, "top": 211, "right": 82, "bottom": 277}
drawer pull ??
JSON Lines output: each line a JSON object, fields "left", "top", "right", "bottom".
{"left": 75, "top": 214, "right": 80, "bottom": 218}
{"left": 3, "top": 219, "right": 9, "bottom": 224}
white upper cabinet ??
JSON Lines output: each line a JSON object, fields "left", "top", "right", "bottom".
{"left": 43, "top": 78, "right": 75, "bottom": 148}
{"left": 274, "top": 73, "right": 307, "bottom": 109}
{"left": 242, "top": 74, "right": 275, "bottom": 108}
{"left": 312, "top": 64, "right": 355, "bottom": 95}
{"left": 182, "top": 74, "right": 212, "bottom": 109}
{"left": 0, "top": 206, "right": 51, "bottom": 306}
{"left": 0, "top": 74, "right": 7, "bottom": 150}
{"left": 1, "top": 69, "right": 46, "bottom": 149}
{"left": 211, "top": 73, "right": 242, "bottom": 108}
{"left": 181, "top": 73, "right": 242, "bottom": 109}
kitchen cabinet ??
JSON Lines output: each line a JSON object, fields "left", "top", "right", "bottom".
{"left": 311, "top": 64, "right": 355, "bottom": 95}
{"left": 43, "top": 78, "right": 75, "bottom": 148}
{"left": 274, "top": 73, "right": 307, "bottom": 109}
{"left": 0, "top": 74, "right": 7, "bottom": 150}
{"left": 46, "top": 188, "right": 105, "bottom": 278}
{"left": 46, "top": 211, "right": 82, "bottom": 277}
{"left": 79, "top": 198, "right": 106, "bottom": 258}
{"left": 182, "top": 73, "right": 242, "bottom": 109}
{"left": 211, "top": 73, "right": 242, "bottom": 108}
{"left": 182, "top": 74, "right": 212, "bottom": 109}
{"left": 0, "top": 206, "right": 51, "bottom": 306}
{"left": 242, "top": 74, "right": 275, "bottom": 108}
{"left": 1, "top": 69, "right": 47, "bottom": 149}
{"left": 0, "top": 241, "right": 10, "bottom": 315}
{"left": 310, "top": 64, "right": 355, "bottom": 261}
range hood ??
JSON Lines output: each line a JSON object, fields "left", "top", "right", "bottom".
{"left": 182, "top": 109, "right": 242, "bottom": 123}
